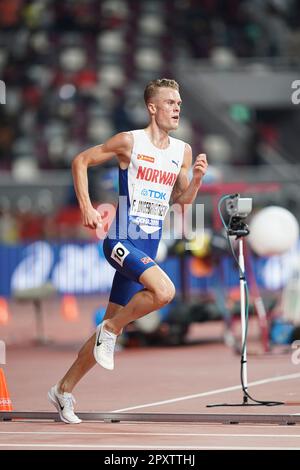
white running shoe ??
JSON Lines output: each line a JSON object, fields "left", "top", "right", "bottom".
{"left": 48, "top": 385, "right": 82, "bottom": 424}
{"left": 94, "top": 322, "right": 117, "bottom": 370}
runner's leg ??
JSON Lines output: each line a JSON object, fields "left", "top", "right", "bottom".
{"left": 58, "top": 301, "right": 122, "bottom": 393}
{"left": 104, "top": 264, "right": 175, "bottom": 335}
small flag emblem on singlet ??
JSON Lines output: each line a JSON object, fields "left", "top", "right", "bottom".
{"left": 137, "top": 154, "right": 155, "bottom": 163}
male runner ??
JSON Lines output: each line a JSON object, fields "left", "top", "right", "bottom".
{"left": 48, "top": 78, "right": 208, "bottom": 423}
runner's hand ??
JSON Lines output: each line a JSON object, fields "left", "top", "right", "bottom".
{"left": 81, "top": 206, "right": 103, "bottom": 229}
{"left": 192, "top": 154, "right": 208, "bottom": 183}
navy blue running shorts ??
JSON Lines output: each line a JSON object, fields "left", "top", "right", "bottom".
{"left": 103, "top": 237, "right": 158, "bottom": 306}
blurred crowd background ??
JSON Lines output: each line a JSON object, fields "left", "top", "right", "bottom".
{"left": 0, "top": 0, "right": 300, "bottom": 347}
{"left": 0, "top": 0, "right": 300, "bottom": 243}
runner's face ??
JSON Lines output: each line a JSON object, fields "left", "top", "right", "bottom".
{"left": 151, "top": 88, "right": 182, "bottom": 131}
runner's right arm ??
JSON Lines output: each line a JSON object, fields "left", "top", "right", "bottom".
{"left": 72, "top": 132, "right": 132, "bottom": 229}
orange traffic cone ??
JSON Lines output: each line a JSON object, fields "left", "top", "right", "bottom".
{"left": 0, "top": 298, "right": 9, "bottom": 325}
{"left": 0, "top": 368, "right": 13, "bottom": 411}
{"left": 60, "top": 295, "right": 79, "bottom": 322}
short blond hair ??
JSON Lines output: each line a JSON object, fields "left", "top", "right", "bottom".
{"left": 144, "top": 78, "right": 179, "bottom": 104}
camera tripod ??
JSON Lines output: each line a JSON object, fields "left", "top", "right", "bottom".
{"left": 208, "top": 198, "right": 283, "bottom": 407}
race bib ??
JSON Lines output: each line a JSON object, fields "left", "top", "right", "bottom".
{"left": 130, "top": 184, "right": 171, "bottom": 222}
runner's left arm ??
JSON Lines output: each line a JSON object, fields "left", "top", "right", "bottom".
{"left": 171, "top": 144, "right": 207, "bottom": 206}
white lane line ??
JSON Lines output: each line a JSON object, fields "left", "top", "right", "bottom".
{"left": 0, "top": 444, "right": 299, "bottom": 450}
{"left": 0, "top": 431, "right": 300, "bottom": 438}
{"left": 112, "top": 372, "right": 300, "bottom": 412}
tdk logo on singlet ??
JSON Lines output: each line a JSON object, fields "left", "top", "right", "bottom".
{"left": 136, "top": 166, "right": 177, "bottom": 186}
{"left": 141, "top": 189, "right": 166, "bottom": 200}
